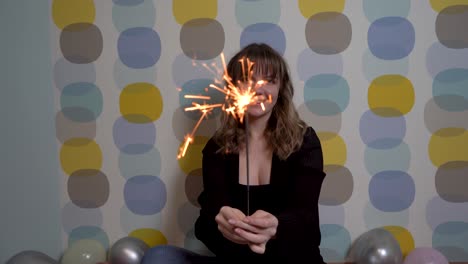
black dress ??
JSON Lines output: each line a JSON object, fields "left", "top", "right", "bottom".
{"left": 194, "top": 127, "right": 327, "bottom": 263}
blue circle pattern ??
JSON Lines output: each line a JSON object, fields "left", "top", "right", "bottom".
{"left": 304, "top": 74, "right": 350, "bottom": 116}
{"left": 368, "top": 17, "right": 415, "bottom": 60}
{"left": 117, "top": 27, "right": 161, "bottom": 69}
{"left": 112, "top": 0, "right": 144, "bottom": 6}
{"left": 124, "top": 175, "right": 167, "bottom": 215}
{"left": 369, "top": 171, "right": 415, "bottom": 212}
{"left": 112, "top": 0, "right": 165, "bottom": 227}
{"left": 359, "top": 110, "right": 406, "bottom": 149}
{"left": 240, "top": 23, "right": 286, "bottom": 55}
{"left": 433, "top": 68, "right": 468, "bottom": 112}
{"left": 362, "top": 1, "right": 416, "bottom": 226}
{"left": 61, "top": 82, "right": 103, "bottom": 123}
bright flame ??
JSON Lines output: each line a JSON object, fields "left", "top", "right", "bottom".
{"left": 177, "top": 54, "right": 270, "bottom": 159}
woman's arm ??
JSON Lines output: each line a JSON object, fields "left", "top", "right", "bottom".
{"left": 194, "top": 139, "right": 252, "bottom": 257}
{"left": 272, "top": 127, "right": 327, "bottom": 259}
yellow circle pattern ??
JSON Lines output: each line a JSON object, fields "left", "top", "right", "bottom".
{"left": 178, "top": 136, "right": 209, "bottom": 174}
{"left": 120, "top": 83, "right": 163, "bottom": 123}
{"left": 317, "top": 132, "right": 347, "bottom": 166}
{"left": 429, "top": 0, "right": 468, "bottom": 12}
{"left": 298, "top": 0, "right": 346, "bottom": 18}
{"left": 173, "top": 0, "right": 217, "bottom": 25}
{"left": 429, "top": 129, "right": 468, "bottom": 167}
{"left": 368, "top": 75, "right": 415, "bottom": 117}
{"left": 52, "top": 0, "right": 95, "bottom": 29}
{"left": 60, "top": 138, "right": 102, "bottom": 175}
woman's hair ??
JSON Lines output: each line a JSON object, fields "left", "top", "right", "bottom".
{"left": 213, "top": 43, "right": 307, "bottom": 160}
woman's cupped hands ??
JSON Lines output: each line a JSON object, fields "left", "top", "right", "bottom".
{"left": 215, "top": 206, "right": 278, "bottom": 254}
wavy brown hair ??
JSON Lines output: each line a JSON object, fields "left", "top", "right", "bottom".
{"left": 213, "top": 43, "right": 307, "bottom": 160}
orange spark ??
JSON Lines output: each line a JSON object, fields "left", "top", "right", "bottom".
{"left": 177, "top": 53, "right": 270, "bottom": 159}
{"left": 177, "top": 136, "right": 193, "bottom": 159}
{"left": 184, "top": 95, "right": 211, "bottom": 100}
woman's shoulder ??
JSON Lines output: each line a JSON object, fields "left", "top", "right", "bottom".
{"left": 287, "top": 126, "right": 325, "bottom": 171}
{"left": 202, "top": 136, "right": 222, "bottom": 155}
{"left": 301, "top": 126, "right": 322, "bottom": 150}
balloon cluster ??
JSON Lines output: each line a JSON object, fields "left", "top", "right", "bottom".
{"left": 347, "top": 228, "right": 449, "bottom": 264}
{"left": 6, "top": 228, "right": 451, "bottom": 264}
{"left": 6, "top": 236, "right": 149, "bottom": 264}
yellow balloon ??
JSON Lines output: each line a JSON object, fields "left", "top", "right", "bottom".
{"left": 130, "top": 228, "right": 168, "bottom": 247}
{"left": 382, "top": 225, "right": 415, "bottom": 257}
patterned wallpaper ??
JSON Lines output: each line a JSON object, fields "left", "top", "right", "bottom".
{"left": 50, "top": 0, "right": 468, "bottom": 262}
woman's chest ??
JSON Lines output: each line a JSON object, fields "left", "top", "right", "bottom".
{"left": 238, "top": 150, "right": 272, "bottom": 185}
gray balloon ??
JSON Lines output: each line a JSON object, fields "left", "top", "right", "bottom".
{"left": 109, "top": 236, "right": 149, "bottom": 264}
{"left": 347, "top": 228, "right": 403, "bottom": 264}
{"left": 6, "top": 250, "right": 58, "bottom": 264}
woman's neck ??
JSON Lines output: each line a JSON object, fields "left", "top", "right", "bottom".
{"left": 246, "top": 113, "right": 270, "bottom": 140}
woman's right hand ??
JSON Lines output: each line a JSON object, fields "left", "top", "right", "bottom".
{"left": 215, "top": 206, "right": 249, "bottom": 244}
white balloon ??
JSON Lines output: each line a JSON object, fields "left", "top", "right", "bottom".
{"left": 61, "top": 239, "right": 106, "bottom": 264}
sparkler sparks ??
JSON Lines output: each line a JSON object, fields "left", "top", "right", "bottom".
{"left": 177, "top": 53, "right": 272, "bottom": 159}
{"left": 178, "top": 53, "right": 275, "bottom": 216}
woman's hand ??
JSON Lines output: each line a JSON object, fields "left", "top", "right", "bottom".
{"left": 215, "top": 206, "right": 249, "bottom": 244}
{"left": 230, "top": 210, "right": 278, "bottom": 254}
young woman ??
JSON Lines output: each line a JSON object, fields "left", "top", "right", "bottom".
{"left": 142, "top": 43, "right": 327, "bottom": 263}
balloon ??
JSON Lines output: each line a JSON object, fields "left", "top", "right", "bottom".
{"left": 109, "top": 236, "right": 149, "bottom": 264}
{"left": 403, "top": 247, "right": 449, "bottom": 264}
{"left": 6, "top": 250, "right": 58, "bottom": 264}
{"left": 61, "top": 239, "right": 106, "bottom": 264}
{"left": 347, "top": 228, "right": 403, "bottom": 264}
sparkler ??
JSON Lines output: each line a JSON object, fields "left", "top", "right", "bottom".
{"left": 177, "top": 53, "right": 272, "bottom": 215}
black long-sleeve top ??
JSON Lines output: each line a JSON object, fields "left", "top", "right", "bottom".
{"left": 194, "top": 126, "right": 327, "bottom": 263}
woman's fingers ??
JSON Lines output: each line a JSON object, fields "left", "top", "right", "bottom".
{"left": 230, "top": 215, "right": 277, "bottom": 239}
{"left": 215, "top": 214, "right": 230, "bottom": 231}
{"left": 248, "top": 242, "right": 266, "bottom": 254}
{"left": 246, "top": 210, "right": 278, "bottom": 229}
{"left": 218, "top": 225, "right": 247, "bottom": 244}
{"left": 220, "top": 206, "right": 245, "bottom": 221}
{"left": 216, "top": 206, "right": 250, "bottom": 244}
{"left": 234, "top": 227, "right": 266, "bottom": 244}
{"left": 231, "top": 207, "right": 246, "bottom": 220}
{"left": 216, "top": 207, "right": 278, "bottom": 249}
{"left": 245, "top": 216, "right": 276, "bottom": 228}
{"left": 229, "top": 219, "right": 261, "bottom": 233}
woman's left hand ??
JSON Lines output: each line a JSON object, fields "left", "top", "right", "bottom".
{"left": 229, "top": 210, "right": 278, "bottom": 254}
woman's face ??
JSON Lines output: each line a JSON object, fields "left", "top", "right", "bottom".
{"left": 246, "top": 72, "right": 280, "bottom": 119}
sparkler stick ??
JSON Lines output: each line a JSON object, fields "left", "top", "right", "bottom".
{"left": 244, "top": 114, "right": 250, "bottom": 215}
{"left": 178, "top": 54, "right": 271, "bottom": 216}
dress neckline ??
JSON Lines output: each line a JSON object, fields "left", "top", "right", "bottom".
{"left": 234, "top": 154, "right": 278, "bottom": 186}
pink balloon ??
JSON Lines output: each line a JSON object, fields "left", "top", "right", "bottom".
{"left": 403, "top": 247, "right": 449, "bottom": 264}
